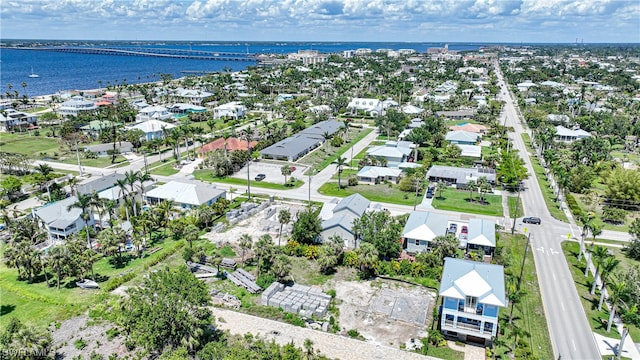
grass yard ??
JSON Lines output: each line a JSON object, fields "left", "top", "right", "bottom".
{"left": 289, "top": 257, "right": 333, "bottom": 286}
{"left": 193, "top": 170, "right": 304, "bottom": 190}
{"left": 431, "top": 188, "right": 503, "bottom": 217}
{"left": 318, "top": 181, "right": 417, "bottom": 206}
{"left": 0, "top": 133, "right": 60, "bottom": 157}
{"left": 57, "top": 155, "right": 129, "bottom": 168}
{"left": 572, "top": 193, "right": 635, "bottom": 233}
{"left": 0, "top": 238, "right": 184, "bottom": 330}
{"left": 507, "top": 194, "right": 524, "bottom": 218}
{"left": 300, "top": 128, "right": 373, "bottom": 174}
{"left": 496, "top": 233, "right": 554, "bottom": 360}
{"left": 521, "top": 134, "right": 568, "bottom": 222}
{"left": 149, "top": 159, "right": 179, "bottom": 176}
{"left": 420, "top": 346, "right": 465, "bottom": 360}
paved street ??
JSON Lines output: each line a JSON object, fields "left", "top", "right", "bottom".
{"left": 494, "top": 62, "right": 602, "bottom": 359}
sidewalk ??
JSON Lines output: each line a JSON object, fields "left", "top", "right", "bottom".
{"left": 593, "top": 332, "right": 640, "bottom": 360}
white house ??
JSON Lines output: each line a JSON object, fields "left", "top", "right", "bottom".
{"left": 144, "top": 181, "right": 226, "bottom": 209}
{"left": 127, "top": 119, "right": 175, "bottom": 141}
{"left": 0, "top": 109, "right": 38, "bottom": 132}
{"left": 366, "top": 141, "right": 415, "bottom": 167}
{"left": 356, "top": 166, "right": 402, "bottom": 185}
{"left": 554, "top": 125, "right": 591, "bottom": 143}
{"left": 439, "top": 258, "right": 505, "bottom": 346}
{"left": 34, "top": 196, "right": 95, "bottom": 242}
{"left": 57, "top": 96, "right": 98, "bottom": 117}
{"left": 135, "top": 105, "right": 172, "bottom": 122}
{"left": 173, "top": 88, "right": 214, "bottom": 105}
{"left": 213, "top": 102, "right": 246, "bottom": 119}
{"left": 347, "top": 98, "right": 383, "bottom": 117}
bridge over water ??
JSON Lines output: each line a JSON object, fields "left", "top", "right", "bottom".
{"left": 6, "top": 46, "right": 258, "bottom": 62}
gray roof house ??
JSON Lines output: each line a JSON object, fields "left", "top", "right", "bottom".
{"left": 436, "top": 110, "right": 476, "bottom": 120}
{"left": 439, "top": 258, "right": 505, "bottom": 346}
{"left": 84, "top": 142, "right": 134, "bottom": 157}
{"left": 427, "top": 165, "right": 496, "bottom": 188}
{"left": 366, "top": 141, "right": 415, "bottom": 168}
{"left": 34, "top": 196, "right": 95, "bottom": 242}
{"left": 357, "top": 166, "right": 403, "bottom": 184}
{"left": 144, "top": 181, "right": 226, "bottom": 209}
{"left": 320, "top": 193, "right": 370, "bottom": 248}
{"left": 403, "top": 211, "right": 449, "bottom": 253}
{"left": 260, "top": 119, "right": 345, "bottom": 161}
{"left": 76, "top": 173, "right": 126, "bottom": 196}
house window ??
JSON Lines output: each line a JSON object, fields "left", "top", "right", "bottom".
{"left": 415, "top": 240, "right": 420, "bottom": 246}
{"left": 465, "top": 296, "right": 477, "bottom": 313}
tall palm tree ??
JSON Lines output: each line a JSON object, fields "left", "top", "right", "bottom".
{"left": 124, "top": 170, "right": 140, "bottom": 217}
{"left": 467, "top": 179, "right": 478, "bottom": 202}
{"left": 585, "top": 222, "right": 603, "bottom": 277}
{"left": 239, "top": 233, "right": 252, "bottom": 265}
{"left": 334, "top": 156, "right": 348, "bottom": 189}
{"left": 47, "top": 245, "right": 66, "bottom": 290}
{"left": 590, "top": 246, "right": 610, "bottom": 295}
{"left": 277, "top": 209, "right": 291, "bottom": 246}
{"left": 598, "top": 256, "right": 621, "bottom": 311}
{"left": 606, "top": 280, "right": 629, "bottom": 333}
{"left": 356, "top": 242, "right": 378, "bottom": 276}
{"left": 67, "top": 193, "right": 94, "bottom": 249}
{"left": 183, "top": 224, "right": 200, "bottom": 248}
{"left": 254, "top": 235, "right": 273, "bottom": 278}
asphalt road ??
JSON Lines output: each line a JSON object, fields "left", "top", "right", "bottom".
{"left": 494, "top": 62, "right": 601, "bottom": 360}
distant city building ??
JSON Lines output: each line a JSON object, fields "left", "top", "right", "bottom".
{"left": 288, "top": 50, "right": 329, "bottom": 66}
{"left": 0, "top": 109, "right": 37, "bottom": 132}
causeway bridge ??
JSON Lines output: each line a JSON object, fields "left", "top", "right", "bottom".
{"left": 5, "top": 46, "right": 258, "bottom": 62}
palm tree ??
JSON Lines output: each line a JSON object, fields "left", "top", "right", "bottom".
{"left": 272, "top": 255, "right": 291, "bottom": 282}
{"left": 281, "top": 164, "right": 292, "bottom": 185}
{"left": 606, "top": 280, "right": 629, "bottom": 333}
{"left": 277, "top": 209, "right": 291, "bottom": 246}
{"left": 466, "top": 179, "right": 478, "bottom": 202}
{"left": 590, "top": 246, "right": 610, "bottom": 295}
{"left": 239, "top": 233, "right": 252, "bottom": 265}
{"left": 124, "top": 170, "right": 140, "bottom": 217}
{"left": 183, "top": 224, "right": 200, "bottom": 249}
{"left": 585, "top": 222, "right": 603, "bottom": 277}
{"left": 304, "top": 338, "right": 315, "bottom": 360}
{"left": 115, "top": 178, "right": 131, "bottom": 222}
{"left": 67, "top": 193, "right": 94, "bottom": 249}
{"left": 210, "top": 249, "right": 223, "bottom": 273}
{"left": 356, "top": 242, "right": 378, "bottom": 276}
{"left": 598, "top": 256, "right": 621, "bottom": 311}
{"left": 322, "top": 131, "right": 332, "bottom": 151}
{"left": 47, "top": 245, "right": 66, "bottom": 290}
{"left": 254, "top": 235, "right": 273, "bottom": 278}
{"left": 334, "top": 156, "right": 348, "bottom": 189}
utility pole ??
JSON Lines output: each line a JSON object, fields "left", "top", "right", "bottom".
{"left": 75, "top": 137, "right": 84, "bottom": 177}
{"left": 511, "top": 186, "right": 521, "bottom": 234}
{"left": 516, "top": 232, "right": 531, "bottom": 291}
{"left": 246, "top": 135, "right": 251, "bottom": 201}
{"left": 308, "top": 172, "right": 312, "bottom": 207}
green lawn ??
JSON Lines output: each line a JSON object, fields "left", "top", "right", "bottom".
{"left": 420, "top": 346, "right": 465, "bottom": 360}
{"left": 193, "top": 170, "right": 304, "bottom": 190}
{"left": 561, "top": 241, "right": 627, "bottom": 339}
{"left": 507, "top": 195, "right": 524, "bottom": 218}
{"left": 149, "top": 159, "right": 179, "bottom": 176}
{"left": 318, "top": 182, "right": 417, "bottom": 206}
{"left": 431, "top": 188, "right": 503, "bottom": 217}
{"left": 521, "top": 134, "right": 568, "bottom": 222}
{"left": 300, "top": 128, "right": 373, "bottom": 174}
{"left": 0, "top": 133, "right": 60, "bottom": 157}
{"left": 58, "top": 155, "right": 129, "bottom": 168}
{"left": 496, "top": 233, "right": 554, "bottom": 360}
{"left": 573, "top": 193, "right": 635, "bottom": 233}
{"left": 0, "top": 239, "right": 184, "bottom": 330}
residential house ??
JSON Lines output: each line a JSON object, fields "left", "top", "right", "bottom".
{"left": 427, "top": 165, "right": 496, "bottom": 188}
{"left": 135, "top": 105, "right": 172, "bottom": 122}
{"left": 463, "top": 219, "right": 496, "bottom": 256}
{"left": 320, "top": 194, "right": 371, "bottom": 248}
{"left": 76, "top": 173, "right": 126, "bottom": 196}
{"left": 169, "top": 103, "right": 207, "bottom": 114}
{"left": 173, "top": 88, "right": 214, "bottom": 105}
{"left": 34, "top": 196, "right": 95, "bottom": 242}
{"left": 456, "top": 144, "right": 482, "bottom": 158}
{"left": 445, "top": 131, "right": 480, "bottom": 145}
{"left": 213, "top": 102, "right": 246, "bottom": 119}
{"left": 401, "top": 104, "right": 424, "bottom": 115}
{"left": 260, "top": 119, "right": 344, "bottom": 161}
{"left": 276, "top": 94, "right": 294, "bottom": 103}
{"left": 57, "top": 96, "right": 98, "bottom": 117}
{"left": 198, "top": 137, "right": 258, "bottom": 158}
{"left": 0, "top": 109, "right": 38, "bottom": 132}
{"left": 436, "top": 110, "right": 476, "bottom": 120}
{"left": 554, "top": 125, "right": 591, "bottom": 143}
{"left": 308, "top": 105, "right": 332, "bottom": 114}
{"left": 366, "top": 141, "right": 415, "bottom": 167}
{"left": 79, "top": 120, "right": 120, "bottom": 139}
{"left": 347, "top": 98, "right": 383, "bottom": 117}
{"left": 546, "top": 114, "right": 570, "bottom": 124}
{"left": 356, "top": 166, "right": 402, "bottom": 185}
{"left": 127, "top": 119, "right": 175, "bottom": 141}
{"left": 144, "top": 181, "right": 226, "bottom": 209}
{"left": 439, "top": 258, "right": 505, "bottom": 345}
{"left": 402, "top": 211, "right": 449, "bottom": 253}
{"left": 84, "top": 142, "right": 133, "bottom": 157}
{"left": 448, "top": 123, "right": 487, "bottom": 134}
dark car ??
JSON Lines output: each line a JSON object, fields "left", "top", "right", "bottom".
{"left": 447, "top": 223, "right": 458, "bottom": 234}
{"left": 522, "top": 217, "right": 542, "bottom": 225}
{"left": 255, "top": 174, "right": 266, "bottom": 181}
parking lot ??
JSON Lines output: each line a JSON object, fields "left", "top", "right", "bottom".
{"left": 231, "top": 161, "right": 310, "bottom": 185}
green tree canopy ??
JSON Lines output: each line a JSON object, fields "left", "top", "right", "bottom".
{"left": 291, "top": 207, "right": 322, "bottom": 245}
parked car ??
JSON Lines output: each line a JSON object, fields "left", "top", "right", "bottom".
{"left": 255, "top": 174, "right": 266, "bottom": 181}
{"left": 447, "top": 223, "right": 458, "bottom": 234}
{"left": 461, "top": 225, "right": 468, "bottom": 234}
{"left": 522, "top": 217, "right": 542, "bottom": 225}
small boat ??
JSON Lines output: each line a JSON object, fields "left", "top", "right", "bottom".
{"left": 28, "top": 67, "right": 39, "bottom": 78}
{"left": 76, "top": 279, "right": 99, "bottom": 289}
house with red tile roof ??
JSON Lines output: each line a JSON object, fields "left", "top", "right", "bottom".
{"left": 198, "top": 137, "right": 258, "bottom": 158}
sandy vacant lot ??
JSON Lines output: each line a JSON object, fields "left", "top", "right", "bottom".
{"left": 333, "top": 279, "right": 434, "bottom": 348}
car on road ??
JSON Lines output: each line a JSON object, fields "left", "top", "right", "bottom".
{"left": 522, "top": 217, "right": 542, "bottom": 225}
{"left": 255, "top": 174, "right": 266, "bottom": 181}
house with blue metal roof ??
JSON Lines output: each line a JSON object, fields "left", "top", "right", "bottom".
{"left": 439, "top": 257, "right": 505, "bottom": 346}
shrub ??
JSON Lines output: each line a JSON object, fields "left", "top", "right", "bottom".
{"left": 565, "top": 193, "right": 583, "bottom": 218}
{"left": 348, "top": 176, "right": 358, "bottom": 186}
{"left": 347, "top": 329, "right": 361, "bottom": 338}
{"left": 283, "top": 313, "right": 305, "bottom": 327}
{"left": 602, "top": 206, "right": 626, "bottom": 224}
{"left": 74, "top": 338, "right": 87, "bottom": 350}
{"left": 427, "top": 329, "right": 447, "bottom": 347}
{"left": 105, "top": 328, "right": 120, "bottom": 341}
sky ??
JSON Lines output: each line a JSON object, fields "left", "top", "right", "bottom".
{"left": 1, "top": 0, "right": 639, "bottom": 43}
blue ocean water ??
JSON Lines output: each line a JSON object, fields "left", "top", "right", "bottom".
{"left": 1, "top": 42, "right": 482, "bottom": 97}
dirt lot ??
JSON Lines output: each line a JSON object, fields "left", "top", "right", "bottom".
{"left": 52, "top": 315, "right": 133, "bottom": 359}
{"left": 231, "top": 161, "right": 310, "bottom": 184}
{"left": 331, "top": 279, "right": 434, "bottom": 348}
